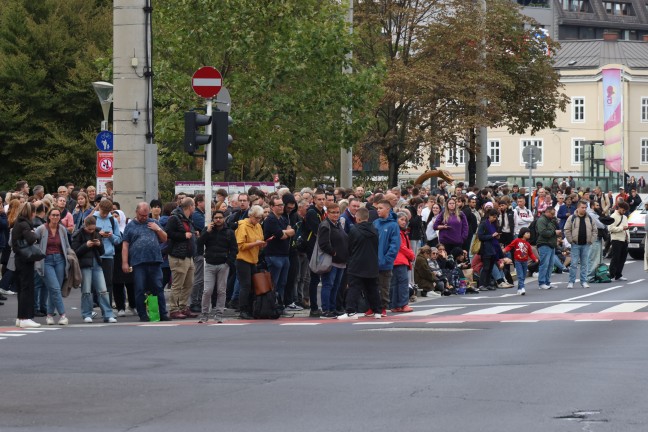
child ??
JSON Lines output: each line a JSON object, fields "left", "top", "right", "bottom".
{"left": 503, "top": 227, "right": 539, "bottom": 296}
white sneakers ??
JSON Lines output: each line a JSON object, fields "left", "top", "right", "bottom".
{"left": 567, "top": 283, "right": 574, "bottom": 289}
{"left": 517, "top": 288, "right": 526, "bottom": 296}
{"left": 337, "top": 313, "right": 359, "bottom": 320}
{"left": 582, "top": 282, "right": 590, "bottom": 288}
{"left": 0, "top": 289, "right": 16, "bottom": 295}
{"left": 105, "top": 317, "right": 117, "bottom": 323}
{"left": 117, "top": 310, "right": 126, "bottom": 317}
{"left": 46, "top": 316, "right": 55, "bottom": 325}
{"left": 374, "top": 313, "right": 382, "bottom": 319}
{"left": 58, "top": 316, "right": 68, "bottom": 326}
{"left": 19, "top": 319, "right": 41, "bottom": 328}
{"left": 83, "top": 317, "right": 93, "bottom": 323}
{"left": 539, "top": 284, "right": 552, "bottom": 290}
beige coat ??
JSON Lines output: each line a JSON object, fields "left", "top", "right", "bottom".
{"left": 608, "top": 211, "right": 629, "bottom": 242}
{"left": 564, "top": 213, "right": 598, "bottom": 245}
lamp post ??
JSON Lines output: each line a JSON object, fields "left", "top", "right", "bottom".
{"left": 551, "top": 127, "right": 569, "bottom": 170}
{"left": 92, "top": 81, "right": 114, "bottom": 131}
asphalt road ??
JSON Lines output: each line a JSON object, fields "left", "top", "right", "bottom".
{"left": 1, "top": 257, "right": 647, "bottom": 432}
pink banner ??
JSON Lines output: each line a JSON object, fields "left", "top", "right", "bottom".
{"left": 602, "top": 68, "right": 622, "bottom": 172}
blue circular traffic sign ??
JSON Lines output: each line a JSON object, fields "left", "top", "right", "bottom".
{"left": 95, "top": 131, "right": 113, "bottom": 151}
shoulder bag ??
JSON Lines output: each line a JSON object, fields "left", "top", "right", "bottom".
{"left": 15, "top": 239, "right": 45, "bottom": 262}
{"left": 308, "top": 221, "right": 332, "bottom": 274}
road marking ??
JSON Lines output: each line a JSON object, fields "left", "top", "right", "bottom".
{"left": 407, "top": 307, "right": 465, "bottom": 317}
{"left": 0, "top": 337, "right": 5, "bottom": 340}
{"left": 575, "top": 319, "right": 613, "bottom": 322}
{"left": 427, "top": 321, "right": 466, "bottom": 324}
{"left": 0, "top": 333, "right": 26, "bottom": 337}
{"left": 627, "top": 279, "right": 645, "bottom": 285}
{"left": 532, "top": 303, "right": 590, "bottom": 314}
{"left": 501, "top": 320, "right": 539, "bottom": 323}
{"left": 210, "top": 323, "right": 249, "bottom": 326}
{"left": 564, "top": 286, "right": 623, "bottom": 301}
{"left": 499, "top": 294, "right": 518, "bottom": 298}
{"left": 280, "top": 323, "right": 320, "bottom": 326}
{"left": 600, "top": 302, "right": 648, "bottom": 313}
{"left": 352, "top": 321, "right": 394, "bottom": 325}
{"left": 6, "top": 330, "right": 44, "bottom": 333}
{"left": 464, "top": 305, "right": 527, "bottom": 315}
{"left": 138, "top": 324, "right": 179, "bottom": 327}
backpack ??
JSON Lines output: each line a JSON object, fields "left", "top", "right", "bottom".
{"left": 528, "top": 219, "right": 539, "bottom": 246}
{"left": 252, "top": 290, "right": 283, "bottom": 319}
{"left": 592, "top": 263, "right": 612, "bottom": 283}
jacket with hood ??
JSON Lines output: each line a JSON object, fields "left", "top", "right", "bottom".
{"left": 165, "top": 208, "right": 195, "bottom": 259}
{"left": 282, "top": 193, "right": 301, "bottom": 253}
{"left": 198, "top": 225, "right": 238, "bottom": 265}
{"left": 71, "top": 227, "right": 106, "bottom": 268}
{"left": 347, "top": 221, "right": 379, "bottom": 277}
{"left": 373, "top": 211, "right": 401, "bottom": 271}
{"left": 304, "top": 204, "right": 326, "bottom": 257}
{"left": 394, "top": 228, "right": 415, "bottom": 269}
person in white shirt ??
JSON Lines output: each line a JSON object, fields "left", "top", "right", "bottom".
{"left": 513, "top": 196, "right": 534, "bottom": 236}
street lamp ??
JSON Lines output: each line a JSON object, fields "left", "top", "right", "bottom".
{"left": 92, "top": 81, "right": 114, "bottom": 131}
{"left": 551, "top": 127, "right": 569, "bottom": 170}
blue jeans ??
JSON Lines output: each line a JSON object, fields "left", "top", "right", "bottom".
{"left": 321, "top": 267, "right": 344, "bottom": 312}
{"left": 587, "top": 239, "right": 602, "bottom": 281}
{"left": 33, "top": 272, "right": 47, "bottom": 312}
{"left": 132, "top": 263, "right": 168, "bottom": 321}
{"left": 44, "top": 254, "right": 66, "bottom": 315}
{"left": 514, "top": 261, "right": 528, "bottom": 290}
{"left": 569, "top": 243, "right": 591, "bottom": 284}
{"left": 231, "top": 278, "right": 240, "bottom": 301}
{"left": 389, "top": 265, "right": 410, "bottom": 308}
{"left": 81, "top": 260, "right": 114, "bottom": 319}
{"left": 538, "top": 245, "right": 554, "bottom": 286}
{"left": 265, "top": 255, "right": 290, "bottom": 303}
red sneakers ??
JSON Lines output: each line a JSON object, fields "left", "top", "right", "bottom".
{"left": 364, "top": 309, "right": 374, "bottom": 317}
{"left": 401, "top": 305, "right": 414, "bottom": 313}
{"left": 381, "top": 309, "right": 387, "bottom": 317}
{"left": 390, "top": 307, "right": 403, "bottom": 313}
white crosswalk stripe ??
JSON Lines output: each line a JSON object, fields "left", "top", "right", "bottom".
{"left": 408, "top": 307, "right": 466, "bottom": 317}
{"left": 464, "top": 305, "right": 527, "bottom": 315}
{"left": 532, "top": 303, "right": 590, "bottom": 314}
{"left": 599, "top": 302, "right": 648, "bottom": 313}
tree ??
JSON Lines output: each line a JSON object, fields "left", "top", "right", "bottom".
{"left": 0, "top": 0, "right": 112, "bottom": 191}
{"left": 154, "top": 0, "right": 380, "bottom": 192}
{"left": 354, "top": 0, "right": 568, "bottom": 187}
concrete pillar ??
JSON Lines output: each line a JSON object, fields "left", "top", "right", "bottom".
{"left": 113, "top": 0, "right": 158, "bottom": 217}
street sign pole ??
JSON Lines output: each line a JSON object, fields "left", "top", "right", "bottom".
{"left": 204, "top": 99, "right": 213, "bottom": 227}
{"left": 528, "top": 161, "right": 533, "bottom": 211}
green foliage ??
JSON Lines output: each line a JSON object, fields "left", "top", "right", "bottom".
{"left": 154, "top": 0, "right": 381, "bottom": 190}
{"left": 0, "top": 0, "right": 112, "bottom": 191}
{"left": 355, "top": 0, "right": 568, "bottom": 186}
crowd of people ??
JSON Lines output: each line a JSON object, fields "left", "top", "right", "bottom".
{"left": 0, "top": 177, "right": 642, "bottom": 326}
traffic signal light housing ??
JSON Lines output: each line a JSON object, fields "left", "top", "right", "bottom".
{"left": 184, "top": 111, "right": 212, "bottom": 154}
{"left": 212, "top": 111, "right": 233, "bottom": 172}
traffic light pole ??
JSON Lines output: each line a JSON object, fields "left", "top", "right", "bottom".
{"left": 204, "top": 99, "right": 213, "bottom": 226}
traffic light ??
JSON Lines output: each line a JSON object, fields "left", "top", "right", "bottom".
{"left": 212, "top": 111, "right": 233, "bottom": 172}
{"left": 184, "top": 111, "right": 212, "bottom": 154}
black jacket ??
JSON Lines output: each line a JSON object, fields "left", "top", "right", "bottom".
{"left": 263, "top": 212, "right": 290, "bottom": 256}
{"left": 317, "top": 219, "right": 349, "bottom": 265}
{"left": 406, "top": 205, "right": 423, "bottom": 241}
{"left": 71, "top": 228, "right": 105, "bottom": 268}
{"left": 304, "top": 205, "right": 325, "bottom": 257}
{"left": 165, "top": 208, "right": 195, "bottom": 258}
{"left": 347, "top": 221, "right": 379, "bottom": 277}
{"left": 462, "top": 207, "right": 478, "bottom": 237}
{"left": 197, "top": 226, "right": 238, "bottom": 265}
{"left": 11, "top": 216, "right": 38, "bottom": 267}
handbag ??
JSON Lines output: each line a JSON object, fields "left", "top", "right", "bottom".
{"left": 252, "top": 270, "right": 273, "bottom": 296}
{"left": 309, "top": 240, "right": 332, "bottom": 274}
{"left": 15, "top": 239, "right": 45, "bottom": 262}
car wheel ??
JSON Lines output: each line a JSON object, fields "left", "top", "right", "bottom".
{"left": 628, "top": 249, "right": 644, "bottom": 260}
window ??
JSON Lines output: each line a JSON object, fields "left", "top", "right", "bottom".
{"left": 642, "top": 98, "right": 648, "bottom": 122}
{"left": 572, "top": 138, "right": 584, "bottom": 164}
{"left": 603, "top": 1, "right": 635, "bottom": 15}
{"left": 488, "top": 139, "right": 501, "bottom": 165}
{"left": 521, "top": 139, "right": 543, "bottom": 165}
{"left": 642, "top": 139, "right": 648, "bottom": 164}
{"left": 445, "top": 147, "right": 465, "bottom": 166}
{"left": 561, "top": 0, "right": 593, "bottom": 12}
{"left": 572, "top": 97, "right": 585, "bottom": 122}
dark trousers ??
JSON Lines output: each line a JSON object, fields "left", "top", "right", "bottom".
{"left": 346, "top": 275, "right": 382, "bottom": 314}
{"left": 113, "top": 282, "right": 135, "bottom": 311}
{"left": 236, "top": 260, "right": 256, "bottom": 313}
{"left": 15, "top": 262, "right": 35, "bottom": 319}
{"left": 308, "top": 272, "right": 321, "bottom": 312}
{"left": 226, "top": 261, "right": 237, "bottom": 302}
{"left": 608, "top": 240, "right": 628, "bottom": 279}
{"left": 285, "top": 252, "right": 299, "bottom": 306}
{"left": 479, "top": 255, "right": 497, "bottom": 288}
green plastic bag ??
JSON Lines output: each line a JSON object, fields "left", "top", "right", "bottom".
{"left": 145, "top": 293, "right": 160, "bottom": 322}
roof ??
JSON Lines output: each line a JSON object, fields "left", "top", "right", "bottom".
{"left": 554, "top": 40, "right": 648, "bottom": 69}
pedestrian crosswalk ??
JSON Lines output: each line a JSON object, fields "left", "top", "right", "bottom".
{"left": 0, "top": 327, "right": 60, "bottom": 341}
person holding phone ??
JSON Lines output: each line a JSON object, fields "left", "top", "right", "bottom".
{"left": 93, "top": 198, "right": 122, "bottom": 307}
{"left": 71, "top": 216, "right": 116, "bottom": 323}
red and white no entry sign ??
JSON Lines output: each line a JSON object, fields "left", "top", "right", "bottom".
{"left": 96, "top": 151, "right": 113, "bottom": 178}
{"left": 191, "top": 66, "right": 222, "bottom": 98}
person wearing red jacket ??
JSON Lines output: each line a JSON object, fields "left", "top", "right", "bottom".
{"left": 390, "top": 212, "right": 416, "bottom": 312}
{"left": 503, "top": 227, "right": 538, "bottom": 296}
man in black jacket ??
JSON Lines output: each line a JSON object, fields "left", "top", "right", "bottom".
{"left": 263, "top": 196, "right": 295, "bottom": 308}
{"left": 338, "top": 207, "right": 382, "bottom": 320}
{"left": 304, "top": 190, "right": 326, "bottom": 317}
{"left": 460, "top": 196, "right": 477, "bottom": 252}
{"left": 165, "top": 197, "right": 197, "bottom": 319}
{"left": 197, "top": 210, "right": 238, "bottom": 323}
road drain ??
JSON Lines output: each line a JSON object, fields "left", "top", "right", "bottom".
{"left": 554, "top": 410, "right": 608, "bottom": 423}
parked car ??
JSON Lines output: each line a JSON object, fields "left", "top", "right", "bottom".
{"left": 628, "top": 206, "right": 647, "bottom": 259}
